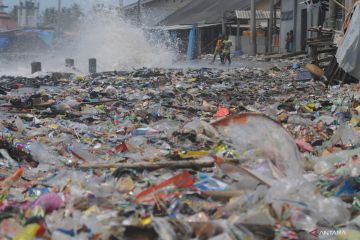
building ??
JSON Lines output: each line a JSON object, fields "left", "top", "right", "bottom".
{"left": 279, "top": 0, "right": 358, "bottom": 53}
{"left": 124, "top": 0, "right": 192, "bottom": 26}
{"left": 0, "top": 0, "right": 17, "bottom": 31}
{"left": 157, "top": 0, "right": 276, "bottom": 56}
{"left": 16, "top": 0, "right": 40, "bottom": 28}
{"left": 326, "top": 0, "right": 358, "bottom": 29}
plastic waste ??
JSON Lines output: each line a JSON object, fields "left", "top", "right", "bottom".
{"left": 30, "top": 142, "right": 56, "bottom": 164}
{"left": 266, "top": 179, "right": 350, "bottom": 228}
{"left": 13, "top": 223, "right": 45, "bottom": 240}
{"left": 326, "top": 125, "right": 360, "bottom": 147}
{"left": 312, "top": 148, "right": 360, "bottom": 176}
{"left": 212, "top": 113, "right": 304, "bottom": 178}
{"left": 194, "top": 172, "right": 229, "bottom": 191}
{"left": 136, "top": 171, "right": 194, "bottom": 203}
{"left": 31, "top": 192, "right": 63, "bottom": 213}
{"left": 1, "top": 64, "right": 359, "bottom": 239}
{"left": 69, "top": 143, "right": 98, "bottom": 162}
{"left": 15, "top": 116, "right": 25, "bottom": 132}
{"left": 183, "top": 118, "right": 220, "bottom": 141}
{"left": 150, "top": 119, "right": 181, "bottom": 135}
{"left": 1, "top": 168, "right": 24, "bottom": 199}
{"left": 214, "top": 106, "right": 230, "bottom": 117}
{"left": 132, "top": 127, "right": 160, "bottom": 136}
{"left": 104, "top": 85, "right": 117, "bottom": 96}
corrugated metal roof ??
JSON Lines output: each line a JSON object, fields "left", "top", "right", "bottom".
{"left": 124, "top": 0, "right": 154, "bottom": 10}
{"left": 149, "top": 23, "right": 220, "bottom": 31}
{"left": 161, "top": 0, "right": 262, "bottom": 26}
{"left": 235, "top": 10, "right": 281, "bottom": 19}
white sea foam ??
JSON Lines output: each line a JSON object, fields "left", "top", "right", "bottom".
{"left": 0, "top": 1, "right": 178, "bottom": 76}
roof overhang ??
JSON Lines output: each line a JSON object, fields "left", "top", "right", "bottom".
{"left": 148, "top": 23, "right": 221, "bottom": 31}
{"left": 235, "top": 10, "right": 281, "bottom": 20}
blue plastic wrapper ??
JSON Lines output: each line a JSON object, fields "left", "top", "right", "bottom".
{"left": 194, "top": 172, "right": 229, "bottom": 191}
{"left": 26, "top": 187, "right": 50, "bottom": 197}
{"left": 56, "top": 228, "right": 76, "bottom": 237}
{"left": 335, "top": 179, "right": 355, "bottom": 197}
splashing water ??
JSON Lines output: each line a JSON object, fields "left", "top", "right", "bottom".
{"left": 0, "top": 4, "right": 178, "bottom": 76}
{"left": 60, "top": 9, "right": 178, "bottom": 72}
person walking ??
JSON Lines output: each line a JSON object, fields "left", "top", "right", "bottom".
{"left": 212, "top": 35, "right": 224, "bottom": 63}
{"left": 222, "top": 36, "right": 232, "bottom": 65}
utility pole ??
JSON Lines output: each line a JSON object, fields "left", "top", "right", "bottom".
{"left": 329, "top": 0, "right": 336, "bottom": 29}
{"left": 137, "top": 0, "right": 141, "bottom": 26}
{"left": 220, "top": 1, "right": 225, "bottom": 36}
{"left": 293, "top": 0, "right": 297, "bottom": 52}
{"left": 57, "top": 0, "right": 61, "bottom": 36}
{"left": 268, "top": 0, "right": 274, "bottom": 53}
{"left": 250, "top": 0, "right": 257, "bottom": 56}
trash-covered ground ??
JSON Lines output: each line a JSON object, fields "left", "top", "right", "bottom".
{"left": 0, "top": 61, "right": 359, "bottom": 240}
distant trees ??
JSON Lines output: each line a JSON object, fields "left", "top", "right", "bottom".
{"left": 42, "top": 3, "right": 83, "bottom": 31}
{"left": 9, "top": 6, "right": 17, "bottom": 20}
{"left": 43, "top": 7, "right": 57, "bottom": 26}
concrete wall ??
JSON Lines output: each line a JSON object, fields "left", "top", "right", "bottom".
{"left": 280, "top": 0, "right": 294, "bottom": 53}
{"left": 256, "top": 0, "right": 272, "bottom": 11}
{"left": 238, "top": 35, "right": 266, "bottom": 54}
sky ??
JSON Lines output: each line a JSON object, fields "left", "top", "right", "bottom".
{"left": 3, "top": 0, "right": 137, "bottom": 10}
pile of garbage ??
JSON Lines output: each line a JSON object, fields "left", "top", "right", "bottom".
{"left": 0, "top": 65, "right": 359, "bottom": 239}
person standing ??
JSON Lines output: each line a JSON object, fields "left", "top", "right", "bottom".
{"left": 285, "top": 32, "right": 290, "bottom": 52}
{"left": 289, "top": 30, "right": 294, "bottom": 52}
{"left": 222, "top": 36, "right": 232, "bottom": 65}
{"left": 212, "top": 35, "right": 224, "bottom": 63}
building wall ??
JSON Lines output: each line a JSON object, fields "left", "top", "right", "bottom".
{"left": 280, "top": 0, "right": 320, "bottom": 53}
{"left": 17, "top": 0, "right": 39, "bottom": 28}
{"left": 0, "top": 14, "right": 17, "bottom": 31}
{"left": 256, "top": 0, "right": 271, "bottom": 11}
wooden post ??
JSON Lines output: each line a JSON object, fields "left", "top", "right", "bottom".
{"left": 251, "top": 0, "right": 257, "bottom": 56}
{"left": 137, "top": 0, "right": 141, "bottom": 26}
{"left": 196, "top": 27, "right": 202, "bottom": 58}
{"left": 57, "top": 0, "right": 61, "bottom": 36}
{"left": 89, "top": 58, "right": 97, "bottom": 74}
{"left": 329, "top": 0, "right": 336, "bottom": 29}
{"left": 31, "top": 62, "right": 41, "bottom": 74}
{"left": 221, "top": 1, "right": 226, "bottom": 36}
{"left": 222, "top": 14, "right": 226, "bottom": 36}
{"left": 266, "top": 19, "right": 269, "bottom": 53}
{"left": 268, "top": 0, "right": 274, "bottom": 53}
{"left": 65, "top": 58, "right": 74, "bottom": 68}
{"left": 236, "top": 18, "right": 240, "bottom": 51}
{"left": 293, "top": 0, "right": 298, "bottom": 52}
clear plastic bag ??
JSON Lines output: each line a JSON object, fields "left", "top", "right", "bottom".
{"left": 212, "top": 113, "right": 304, "bottom": 179}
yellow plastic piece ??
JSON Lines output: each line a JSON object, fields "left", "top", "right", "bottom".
{"left": 13, "top": 224, "right": 40, "bottom": 240}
